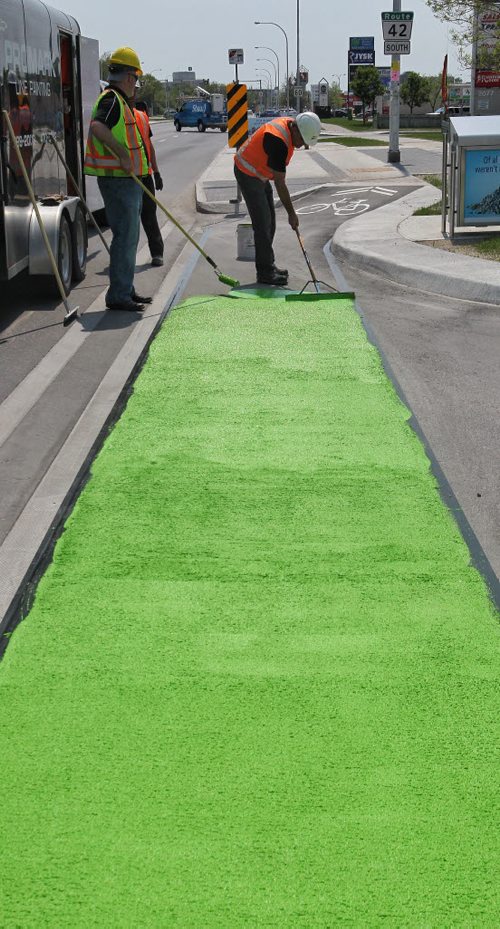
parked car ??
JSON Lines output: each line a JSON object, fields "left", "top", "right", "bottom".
{"left": 334, "top": 108, "right": 349, "bottom": 118}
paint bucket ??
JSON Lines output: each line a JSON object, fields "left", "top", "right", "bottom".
{"left": 236, "top": 223, "right": 255, "bottom": 261}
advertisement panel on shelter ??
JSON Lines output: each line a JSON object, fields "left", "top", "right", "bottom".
{"left": 462, "top": 148, "right": 500, "bottom": 224}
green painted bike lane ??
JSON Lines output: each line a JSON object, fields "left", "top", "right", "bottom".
{"left": 0, "top": 295, "right": 498, "bottom": 928}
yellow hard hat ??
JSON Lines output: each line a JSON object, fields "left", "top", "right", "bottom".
{"left": 109, "top": 46, "right": 142, "bottom": 76}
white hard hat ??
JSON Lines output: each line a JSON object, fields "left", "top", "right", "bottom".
{"left": 295, "top": 111, "right": 321, "bottom": 146}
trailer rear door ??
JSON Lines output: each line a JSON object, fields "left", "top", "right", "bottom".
{"left": 77, "top": 35, "right": 102, "bottom": 212}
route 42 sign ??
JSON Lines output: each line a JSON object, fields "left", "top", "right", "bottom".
{"left": 381, "top": 11, "right": 414, "bottom": 41}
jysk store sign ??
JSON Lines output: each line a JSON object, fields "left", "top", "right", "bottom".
{"left": 348, "top": 49, "right": 375, "bottom": 65}
{"left": 462, "top": 148, "right": 500, "bottom": 224}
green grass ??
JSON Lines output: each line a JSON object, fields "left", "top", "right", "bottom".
{"left": 420, "top": 174, "right": 443, "bottom": 189}
{"left": 414, "top": 175, "right": 443, "bottom": 214}
{"left": 414, "top": 201, "right": 442, "bottom": 215}
{"left": 322, "top": 116, "right": 374, "bottom": 131}
{"left": 474, "top": 235, "right": 500, "bottom": 258}
{"left": 0, "top": 295, "right": 498, "bottom": 927}
{"left": 320, "top": 136, "right": 387, "bottom": 147}
{"left": 400, "top": 130, "right": 443, "bottom": 142}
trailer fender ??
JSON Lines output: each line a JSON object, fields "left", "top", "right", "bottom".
{"left": 28, "top": 197, "right": 82, "bottom": 276}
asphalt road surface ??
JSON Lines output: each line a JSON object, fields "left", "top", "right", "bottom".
{"left": 0, "top": 121, "right": 227, "bottom": 402}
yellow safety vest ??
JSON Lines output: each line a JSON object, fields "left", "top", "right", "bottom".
{"left": 84, "top": 89, "right": 148, "bottom": 177}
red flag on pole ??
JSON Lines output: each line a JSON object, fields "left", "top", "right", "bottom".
{"left": 441, "top": 54, "right": 448, "bottom": 110}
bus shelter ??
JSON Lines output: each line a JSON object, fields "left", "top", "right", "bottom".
{"left": 443, "top": 115, "right": 500, "bottom": 238}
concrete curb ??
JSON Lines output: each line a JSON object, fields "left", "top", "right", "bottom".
{"left": 331, "top": 185, "right": 500, "bottom": 305}
{"left": 0, "top": 236, "right": 199, "bottom": 634}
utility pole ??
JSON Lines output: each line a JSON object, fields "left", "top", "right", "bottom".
{"left": 296, "top": 0, "right": 301, "bottom": 113}
{"left": 388, "top": 0, "right": 401, "bottom": 164}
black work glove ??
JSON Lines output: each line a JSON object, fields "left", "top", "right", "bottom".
{"left": 154, "top": 171, "right": 163, "bottom": 191}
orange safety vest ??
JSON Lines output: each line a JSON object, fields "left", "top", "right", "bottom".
{"left": 134, "top": 108, "right": 153, "bottom": 175}
{"left": 84, "top": 89, "right": 148, "bottom": 177}
{"left": 234, "top": 117, "right": 294, "bottom": 182}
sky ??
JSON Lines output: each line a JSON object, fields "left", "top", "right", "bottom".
{"left": 70, "top": 0, "right": 466, "bottom": 86}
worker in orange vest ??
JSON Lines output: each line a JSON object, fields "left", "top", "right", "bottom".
{"left": 133, "top": 100, "right": 164, "bottom": 266}
{"left": 234, "top": 112, "right": 321, "bottom": 285}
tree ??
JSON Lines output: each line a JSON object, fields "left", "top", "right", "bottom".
{"left": 99, "top": 53, "right": 111, "bottom": 81}
{"left": 329, "top": 81, "right": 344, "bottom": 110}
{"left": 422, "top": 73, "right": 457, "bottom": 109}
{"left": 137, "top": 74, "right": 166, "bottom": 115}
{"left": 425, "top": 1, "right": 500, "bottom": 69}
{"left": 350, "top": 66, "right": 385, "bottom": 122}
{"left": 401, "top": 71, "right": 428, "bottom": 118}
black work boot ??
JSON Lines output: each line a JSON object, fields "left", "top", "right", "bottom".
{"left": 257, "top": 269, "right": 288, "bottom": 286}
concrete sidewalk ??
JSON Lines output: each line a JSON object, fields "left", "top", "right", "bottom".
{"left": 196, "top": 139, "right": 500, "bottom": 305}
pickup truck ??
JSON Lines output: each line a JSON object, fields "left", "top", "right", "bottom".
{"left": 173, "top": 100, "right": 227, "bottom": 132}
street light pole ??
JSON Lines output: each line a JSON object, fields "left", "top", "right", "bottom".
{"left": 257, "top": 58, "right": 278, "bottom": 106}
{"left": 257, "top": 68, "right": 272, "bottom": 88}
{"left": 256, "top": 67, "right": 272, "bottom": 110}
{"left": 255, "top": 46, "right": 280, "bottom": 107}
{"left": 255, "top": 21, "right": 289, "bottom": 109}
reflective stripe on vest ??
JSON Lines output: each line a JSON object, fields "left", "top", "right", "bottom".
{"left": 134, "top": 108, "right": 153, "bottom": 174}
{"left": 234, "top": 118, "right": 294, "bottom": 181}
{"left": 84, "top": 90, "right": 148, "bottom": 177}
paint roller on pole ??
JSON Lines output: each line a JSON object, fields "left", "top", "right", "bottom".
{"left": 103, "top": 143, "right": 239, "bottom": 288}
{"left": 129, "top": 171, "right": 239, "bottom": 288}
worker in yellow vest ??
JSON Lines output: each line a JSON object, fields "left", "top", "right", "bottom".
{"left": 234, "top": 112, "right": 321, "bottom": 286}
{"left": 85, "top": 47, "right": 151, "bottom": 312}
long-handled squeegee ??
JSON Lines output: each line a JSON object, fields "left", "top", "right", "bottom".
{"left": 286, "top": 228, "right": 354, "bottom": 303}
{"left": 2, "top": 109, "right": 79, "bottom": 325}
{"left": 125, "top": 168, "right": 239, "bottom": 289}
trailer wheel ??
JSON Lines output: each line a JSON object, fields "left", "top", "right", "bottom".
{"left": 174, "top": 120, "right": 181, "bottom": 132}
{"left": 50, "top": 213, "right": 73, "bottom": 297}
{"left": 197, "top": 120, "right": 206, "bottom": 132}
{"left": 71, "top": 204, "right": 88, "bottom": 282}
{"left": 220, "top": 126, "right": 227, "bottom": 132}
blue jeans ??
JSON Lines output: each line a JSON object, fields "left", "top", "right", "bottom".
{"left": 98, "top": 176, "right": 143, "bottom": 303}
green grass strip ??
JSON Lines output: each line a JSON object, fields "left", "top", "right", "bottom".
{"left": 0, "top": 295, "right": 498, "bottom": 928}
{"left": 400, "top": 131, "right": 443, "bottom": 142}
{"left": 320, "top": 136, "right": 387, "bottom": 147}
{"left": 322, "top": 117, "right": 375, "bottom": 132}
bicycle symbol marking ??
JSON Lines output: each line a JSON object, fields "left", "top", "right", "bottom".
{"left": 296, "top": 197, "right": 371, "bottom": 216}
{"left": 295, "top": 186, "right": 397, "bottom": 217}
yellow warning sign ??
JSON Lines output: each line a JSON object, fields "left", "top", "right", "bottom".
{"left": 227, "top": 82, "right": 248, "bottom": 149}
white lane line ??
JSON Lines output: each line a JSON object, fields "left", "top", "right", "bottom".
{"left": 0, "top": 225, "right": 174, "bottom": 450}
